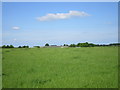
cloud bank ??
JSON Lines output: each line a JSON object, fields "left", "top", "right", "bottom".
{"left": 37, "top": 10, "right": 90, "bottom": 21}
{"left": 12, "top": 26, "right": 20, "bottom": 30}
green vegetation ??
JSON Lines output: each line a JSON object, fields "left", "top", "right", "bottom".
{"left": 2, "top": 47, "right": 118, "bottom": 88}
{"left": 69, "top": 42, "right": 120, "bottom": 47}
{"left": 2, "top": 42, "right": 120, "bottom": 48}
{"left": 2, "top": 45, "right": 14, "bottom": 48}
{"left": 63, "top": 44, "right": 68, "bottom": 46}
{"left": 0, "top": 48, "right": 2, "bottom": 89}
{"left": 45, "top": 43, "right": 49, "bottom": 46}
{"left": 18, "top": 46, "right": 29, "bottom": 48}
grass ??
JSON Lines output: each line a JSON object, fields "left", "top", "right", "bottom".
{"left": 0, "top": 48, "right": 2, "bottom": 89}
{"left": 2, "top": 47, "right": 118, "bottom": 88}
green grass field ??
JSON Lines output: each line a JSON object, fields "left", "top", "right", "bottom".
{"left": 2, "top": 47, "right": 118, "bottom": 88}
{"left": 0, "top": 48, "right": 2, "bottom": 89}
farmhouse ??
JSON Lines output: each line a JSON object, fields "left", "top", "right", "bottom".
{"left": 43, "top": 45, "right": 68, "bottom": 48}
{"left": 34, "top": 46, "right": 40, "bottom": 48}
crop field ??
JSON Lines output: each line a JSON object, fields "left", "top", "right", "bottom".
{"left": 2, "top": 47, "right": 118, "bottom": 88}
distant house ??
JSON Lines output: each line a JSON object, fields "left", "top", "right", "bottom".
{"left": 51, "top": 45, "right": 57, "bottom": 46}
{"left": 43, "top": 45, "right": 68, "bottom": 48}
{"left": 34, "top": 46, "right": 40, "bottom": 48}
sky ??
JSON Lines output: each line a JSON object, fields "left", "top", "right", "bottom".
{"left": 2, "top": 0, "right": 119, "bottom": 2}
{"left": 2, "top": 2, "right": 118, "bottom": 47}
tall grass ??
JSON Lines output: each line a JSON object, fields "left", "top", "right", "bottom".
{"left": 2, "top": 47, "right": 118, "bottom": 88}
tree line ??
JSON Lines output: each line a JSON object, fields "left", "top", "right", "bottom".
{"left": 2, "top": 45, "right": 29, "bottom": 48}
{"left": 1, "top": 42, "right": 120, "bottom": 48}
{"left": 69, "top": 42, "right": 120, "bottom": 47}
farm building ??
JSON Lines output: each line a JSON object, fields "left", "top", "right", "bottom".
{"left": 43, "top": 45, "right": 68, "bottom": 48}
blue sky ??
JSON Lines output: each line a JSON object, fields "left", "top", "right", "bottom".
{"left": 2, "top": 2, "right": 118, "bottom": 46}
{"left": 2, "top": 0, "right": 119, "bottom": 2}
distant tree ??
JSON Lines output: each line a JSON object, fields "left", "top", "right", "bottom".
{"left": 6, "top": 45, "right": 9, "bottom": 48}
{"left": 83, "top": 42, "right": 89, "bottom": 47}
{"left": 63, "top": 44, "right": 68, "bottom": 46}
{"left": 109, "top": 43, "right": 120, "bottom": 46}
{"left": 77, "top": 43, "right": 81, "bottom": 47}
{"left": 22, "top": 46, "right": 29, "bottom": 48}
{"left": 2, "top": 45, "right": 6, "bottom": 48}
{"left": 95, "top": 44, "right": 99, "bottom": 46}
{"left": 18, "top": 46, "right": 22, "bottom": 48}
{"left": 9, "top": 45, "right": 14, "bottom": 48}
{"left": 26, "top": 46, "right": 29, "bottom": 48}
{"left": 77, "top": 42, "right": 89, "bottom": 47}
{"left": 69, "top": 44, "right": 76, "bottom": 47}
{"left": 45, "top": 43, "right": 49, "bottom": 46}
{"left": 77, "top": 42, "right": 96, "bottom": 47}
{"left": 88, "top": 43, "right": 95, "bottom": 47}
{"left": 2, "top": 45, "right": 14, "bottom": 48}
{"left": 22, "top": 46, "right": 25, "bottom": 48}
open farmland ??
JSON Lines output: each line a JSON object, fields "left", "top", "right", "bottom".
{"left": 2, "top": 47, "right": 118, "bottom": 88}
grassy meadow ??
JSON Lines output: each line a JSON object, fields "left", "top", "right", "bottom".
{"left": 0, "top": 48, "right": 2, "bottom": 89}
{"left": 2, "top": 47, "right": 118, "bottom": 88}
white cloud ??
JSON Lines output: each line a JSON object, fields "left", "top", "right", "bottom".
{"left": 37, "top": 10, "right": 90, "bottom": 21}
{"left": 12, "top": 26, "right": 20, "bottom": 30}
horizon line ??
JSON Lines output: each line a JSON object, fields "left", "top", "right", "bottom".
{"left": 1, "top": 42, "right": 119, "bottom": 47}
